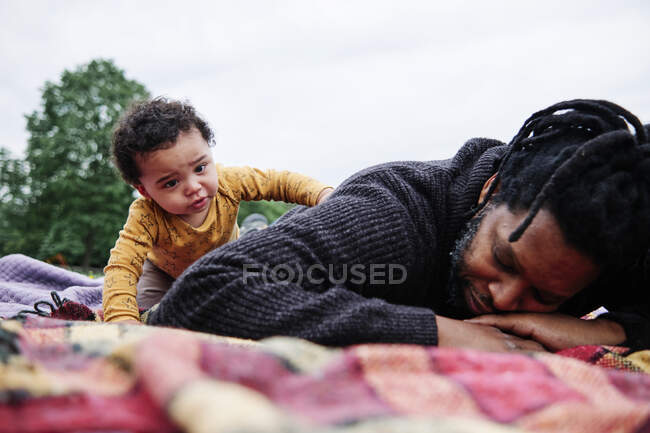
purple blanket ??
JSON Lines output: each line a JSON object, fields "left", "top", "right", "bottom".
{"left": 0, "top": 254, "right": 103, "bottom": 318}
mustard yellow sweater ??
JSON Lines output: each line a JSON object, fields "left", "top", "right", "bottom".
{"left": 103, "top": 164, "right": 329, "bottom": 322}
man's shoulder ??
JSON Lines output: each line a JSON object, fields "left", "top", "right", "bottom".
{"left": 336, "top": 138, "right": 507, "bottom": 193}
{"left": 448, "top": 138, "right": 508, "bottom": 175}
{"left": 335, "top": 160, "right": 438, "bottom": 194}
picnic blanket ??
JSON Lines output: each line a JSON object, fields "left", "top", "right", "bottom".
{"left": 2, "top": 254, "right": 650, "bottom": 433}
{"left": 0, "top": 254, "right": 102, "bottom": 319}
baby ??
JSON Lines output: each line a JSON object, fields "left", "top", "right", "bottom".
{"left": 102, "top": 97, "right": 332, "bottom": 323}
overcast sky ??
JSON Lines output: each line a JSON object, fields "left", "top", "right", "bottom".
{"left": 1, "top": 1, "right": 649, "bottom": 186}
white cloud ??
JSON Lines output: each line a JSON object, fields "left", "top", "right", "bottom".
{"left": 1, "top": 0, "right": 649, "bottom": 186}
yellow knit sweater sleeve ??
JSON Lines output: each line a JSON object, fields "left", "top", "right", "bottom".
{"left": 219, "top": 165, "right": 331, "bottom": 206}
{"left": 102, "top": 199, "right": 158, "bottom": 322}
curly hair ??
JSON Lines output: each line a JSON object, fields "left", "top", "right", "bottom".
{"left": 112, "top": 97, "right": 214, "bottom": 184}
{"left": 476, "top": 99, "right": 650, "bottom": 270}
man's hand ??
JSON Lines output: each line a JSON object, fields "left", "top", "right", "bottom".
{"left": 436, "top": 315, "right": 547, "bottom": 353}
{"left": 316, "top": 187, "right": 334, "bottom": 205}
{"left": 466, "top": 313, "right": 626, "bottom": 351}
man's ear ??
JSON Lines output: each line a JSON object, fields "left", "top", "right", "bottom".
{"left": 134, "top": 184, "right": 151, "bottom": 199}
{"left": 477, "top": 173, "right": 499, "bottom": 205}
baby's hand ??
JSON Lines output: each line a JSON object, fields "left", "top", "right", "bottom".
{"left": 317, "top": 187, "right": 334, "bottom": 204}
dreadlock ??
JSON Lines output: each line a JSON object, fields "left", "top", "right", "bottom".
{"left": 479, "top": 99, "right": 650, "bottom": 269}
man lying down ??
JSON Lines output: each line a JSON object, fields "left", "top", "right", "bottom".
{"left": 147, "top": 99, "right": 650, "bottom": 353}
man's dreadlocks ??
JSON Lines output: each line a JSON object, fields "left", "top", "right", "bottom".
{"left": 478, "top": 99, "right": 650, "bottom": 269}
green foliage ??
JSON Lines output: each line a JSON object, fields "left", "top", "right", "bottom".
{"left": 0, "top": 148, "right": 29, "bottom": 253}
{"left": 0, "top": 59, "right": 149, "bottom": 269}
{"left": 237, "top": 200, "right": 296, "bottom": 226}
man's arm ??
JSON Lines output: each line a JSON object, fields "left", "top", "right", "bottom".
{"left": 150, "top": 160, "right": 548, "bottom": 351}
{"left": 599, "top": 308, "right": 650, "bottom": 350}
{"left": 437, "top": 316, "right": 546, "bottom": 352}
{"left": 148, "top": 185, "right": 440, "bottom": 345}
{"left": 466, "top": 313, "right": 625, "bottom": 351}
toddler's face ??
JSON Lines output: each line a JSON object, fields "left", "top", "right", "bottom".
{"left": 134, "top": 127, "right": 218, "bottom": 227}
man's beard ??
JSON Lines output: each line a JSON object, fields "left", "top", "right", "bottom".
{"left": 445, "top": 207, "right": 487, "bottom": 318}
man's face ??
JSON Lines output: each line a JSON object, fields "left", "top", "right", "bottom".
{"left": 448, "top": 204, "right": 600, "bottom": 317}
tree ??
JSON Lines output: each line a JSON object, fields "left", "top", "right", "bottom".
{"left": 0, "top": 59, "right": 149, "bottom": 270}
{"left": 237, "top": 200, "right": 296, "bottom": 226}
{"left": 0, "top": 148, "right": 29, "bottom": 254}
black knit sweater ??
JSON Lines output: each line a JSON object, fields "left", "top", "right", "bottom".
{"left": 148, "top": 138, "right": 650, "bottom": 349}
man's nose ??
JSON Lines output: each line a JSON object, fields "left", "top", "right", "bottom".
{"left": 488, "top": 276, "right": 528, "bottom": 311}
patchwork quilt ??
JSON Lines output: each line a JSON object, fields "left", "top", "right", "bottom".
{"left": 2, "top": 254, "right": 650, "bottom": 433}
